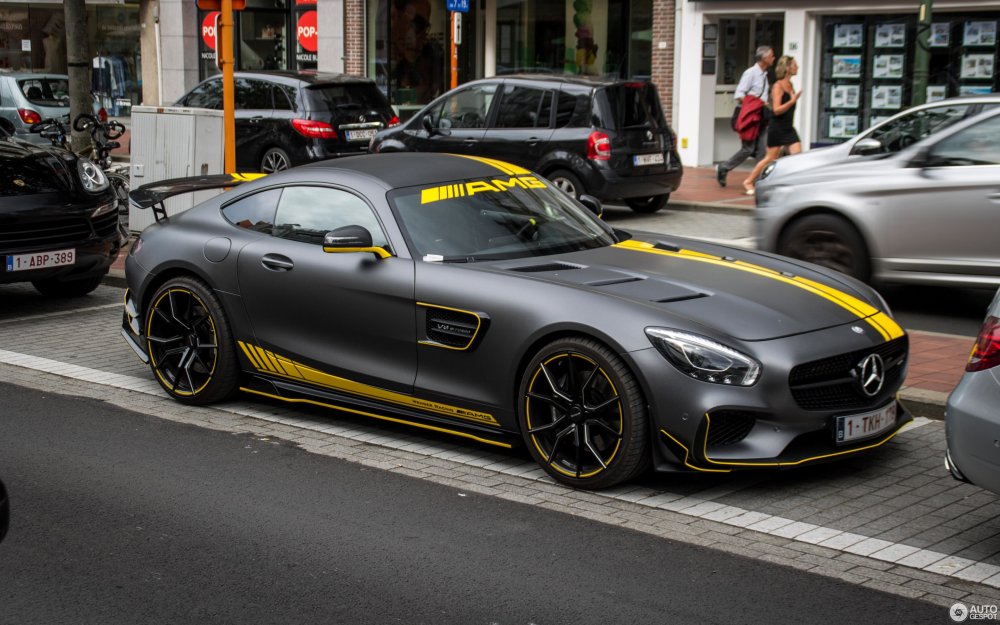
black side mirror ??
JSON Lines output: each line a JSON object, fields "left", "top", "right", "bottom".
{"left": 421, "top": 115, "right": 435, "bottom": 135}
{"left": 579, "top": 194, "right": 603, "bottom": 218}
{"left": 323, "top": 225, "right": 390, "bottom": 259}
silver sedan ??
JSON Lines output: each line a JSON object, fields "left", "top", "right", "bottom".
{"left": 756, "top": 106, "right": 1000, "bottom": 287}
{"left": 946, "top": 287, "right": 1000, "bottom": 495}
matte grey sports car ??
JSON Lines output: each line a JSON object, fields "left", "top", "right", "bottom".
{"left": 123, "top": 153, "right": 911, "bottom": 489}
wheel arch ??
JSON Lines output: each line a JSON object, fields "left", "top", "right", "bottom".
{"left": 138, "top": 264, "right": 225, "bottom": 324}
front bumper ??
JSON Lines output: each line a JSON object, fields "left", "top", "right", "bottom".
{"left": 582, "top": 156, "right": 683, "bottom": 201}
{"left": 631, "top": 325, "right": 912, "bottom": 473}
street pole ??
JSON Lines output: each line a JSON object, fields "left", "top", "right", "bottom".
{"left": 64, "top": 0, "right": 92, "bottom": 153}
{"left": 912, "top": 0, "right": 933, "bottom": 106}
{"left": 220, "top": 0, "right": 236, "bottom": 173}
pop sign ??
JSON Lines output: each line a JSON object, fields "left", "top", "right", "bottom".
{"left": 201, "top": 11, "right": 220, "bottom": 50}
{"left": 297, "top": 11, "right": 318, "bottom": 53}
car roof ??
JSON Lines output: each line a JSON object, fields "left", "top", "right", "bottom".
{"left": 299, "top": 153, "right": 535, "bottom": 189}
{"left": 0, "top": 72, "right": 69, "bottom": 80}
{"left": 226, "top": 70, "right": 377, "bottom": 87}
{"left": 472, "top": 73, "right": 646, "bottom": 89}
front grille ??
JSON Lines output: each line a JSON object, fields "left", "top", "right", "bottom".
{"left": 706, "top": 411, "right": 757, "bottom": 447}
{"left": 789, "top": 336, "right": 908, "bottom": 411}
{"left": 0, "top": 204, "right": 116, "bottom": 250}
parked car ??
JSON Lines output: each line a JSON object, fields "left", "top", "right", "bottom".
{"left": 758, "top": 93, "right": 1000, "bottom": 183}
{"left": 123, "top": 153, "right": 909, "bottom": 490}
{"left": 0, "top": 72, "right": 107, "bottom": 145}
{"left": 175, "top": 70, "right": 398, "bottom": 173}
{"left": 0, "top": 118, "right": 124, "bottom": 296}
{"left": 370, "top": 75, "right": 682, "bottom": 213}
{"left": 756, "top": 106, "right": 1000, "bottom": 287}
{"left": 946, "top": 287, "right": 1000, "bottom": 495}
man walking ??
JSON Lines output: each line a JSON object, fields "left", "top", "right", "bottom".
{"left": 717, "top": 46, "right": 775, "bottom": 188}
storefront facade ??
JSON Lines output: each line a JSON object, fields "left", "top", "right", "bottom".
{"left": 0, "top": 1, "right": 141, "bottom": 115}
{"left": 677, "top": 0, "right": 1000, "bottom": 167}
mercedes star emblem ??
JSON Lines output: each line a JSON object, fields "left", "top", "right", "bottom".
{"left": 856, "top": 353, "right": 885, "bottom": 397}
{"left": 359, "top": 115, "right": 366, "bottom": 123}
{"left": 646, "top": 130, "right": 654, "bottom": 141}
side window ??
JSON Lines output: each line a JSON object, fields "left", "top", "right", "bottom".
{"left": 273, "top": 85, "right": 296, "bottom": 111}
{"left": 273, "top": 186, "right": 388, "bottom": 248}
{"left": 438, "top": 84, "right": 497, "bottom": 129}
{"left": 494, "top": 85, "right": 552, "bottom": 129}
{"left": 868, "top": 105, "right": 971, "bottom": 152}
{"left": 222, "top": 188, "right": 281, "bottom": 233}
{"left": 554, "top": 91, "right": 590, "bottom": 128}
{"left": 236, "top": 79, "right": 273, "bottom": 110}
{"left": 928, "top": 115, "right": 1000, "bottom": 166}
{"left": 183, "top": 80, "right": 223, "bottom": 109}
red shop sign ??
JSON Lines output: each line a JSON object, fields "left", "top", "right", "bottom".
{"left": 297, "top": 11, "right": 318, "bottom": 52}
{"left": 201, "top": 11, "right": 220, "bottom": 50}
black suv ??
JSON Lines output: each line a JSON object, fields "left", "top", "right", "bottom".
{"left": 370, "top": 75, "right": 682, "bottom": 212}
{"left": 176, "top": 71, "right": 398, "bottom": 173}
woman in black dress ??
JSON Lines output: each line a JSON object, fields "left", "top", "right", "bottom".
{"left": 744, "top": 56, "right": 803, "bottom": 194}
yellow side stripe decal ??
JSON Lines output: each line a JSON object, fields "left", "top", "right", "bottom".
{"left": 230, "top": 173, "right": 267, "bottom": 182}
{"left": 614, "top": 240, "right": 904, "bottom": 341}
{"left": 448, "top": 153, "right": 531, "bottom": 175}
{"left": 240, "top": 387, "right": 511, "bottom": 449}
{"left": 237, "top": 341, "right": 499, "bottom": 427}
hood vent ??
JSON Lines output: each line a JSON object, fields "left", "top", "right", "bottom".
{"left": 509, "top": 262, "right": 583, "bottom": 273}
{"left": 585, "top": 276, "right": 643, "bottom": 287}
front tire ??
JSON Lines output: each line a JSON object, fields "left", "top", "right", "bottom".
{"left": 518, "top": 337, "right": 649, "bottom": 489}
{"left": 625, "top": 194, "right": 669, "bottom": 213}
{"left": 145, "top": 276, "right": 239, "bottom": 404}
{"left": 777, "top": 214, "right": 871, "bottom": 282}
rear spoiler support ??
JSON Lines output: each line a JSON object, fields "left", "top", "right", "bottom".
{"left": 128, "top": 173, "right": 266, "bottom": 223}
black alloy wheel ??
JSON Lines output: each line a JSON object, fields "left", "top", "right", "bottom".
{"left": 145, "top": 276, "right": 238, "bottom": 404}
{"left": 777, "top": 214, "right": 871, "bottom": 282}
{"left": 625, "top": 194, "right": 669, "bottom": 213}
{"left": 518, "top": 337, "right": 649, "bottom": 489}
{"left": 261, "top": 147, "right": 291, "bottom": 174}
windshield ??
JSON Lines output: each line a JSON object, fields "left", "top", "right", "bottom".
{"left": 388, "top": 175, "right": 616, "bottom": 262}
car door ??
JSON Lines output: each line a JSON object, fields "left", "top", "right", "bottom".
{"left": 236, "top": 185, "right": 417, "bottom": 393}
{"left": 480, "top": 81, "right": 555, "bottom": 169}
{"left": 409, "top": 83, "right": 497, "bottom": 155}
{"left": 881, "top": 112, "right": 1000, "bottom": 278}
{"left": 234, "top": 78, "right": 275, "bottom": 171}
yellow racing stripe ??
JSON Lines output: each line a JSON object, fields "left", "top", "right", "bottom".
{"left": 448, "top": 154, "right": 531, "bottom": 175}
{"left": 615, "top": 240, "right": 904, "bottom": 341}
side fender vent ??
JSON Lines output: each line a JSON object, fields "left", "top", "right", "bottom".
{"left": 420, "top": 303, "right": 489, "bottom": 351}
{"left": 509, "top": 262, "right": 583, "bottom": 273}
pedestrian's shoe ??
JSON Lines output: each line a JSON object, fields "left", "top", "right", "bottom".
{"left": 716, "top": 164, "right": 727, "bottom": 187}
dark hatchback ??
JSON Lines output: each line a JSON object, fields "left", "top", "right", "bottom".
{"left": 175, "top": 70, "right": 398, "bottom": 173}
{"left": 370, "top": 75, "right": 683, "bottom": 212}
{"left": 0, "top": 122, "right": 123, "bottom": 297}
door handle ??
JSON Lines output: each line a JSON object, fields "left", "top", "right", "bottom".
{"left": 527, "top": 137, "right": 540, "bottom": 146}
{"left": 261, "top": 254, "right": 294, "bottom": 271}
{"left": 249, "top": 116, "right": 265, "bottom": 124}
{"left": 463, "top": 138, "right": 478, "bottom": 144}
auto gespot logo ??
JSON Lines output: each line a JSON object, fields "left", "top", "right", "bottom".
{"left": 420, "top": 176, "right": 546, "bottom": 204}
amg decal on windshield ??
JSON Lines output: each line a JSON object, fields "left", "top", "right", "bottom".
{"left": 420, "top": 176, "right": 547, "bottom": 204}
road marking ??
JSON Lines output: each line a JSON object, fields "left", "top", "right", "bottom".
{"left": 0, "top": 350, "right": 975, "bottom": 588}
{"left": 0, "top": 303, "right": 122, "bottom": 325}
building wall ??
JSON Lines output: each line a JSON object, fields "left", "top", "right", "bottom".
{"left": 159, "top": 0, "right": 201, "bottom": 105}
{"left": 651, "top": 0, "right": 676, "bottom": 126}
{"left": 318, "top": 0, "right": 345, "bottom": 73}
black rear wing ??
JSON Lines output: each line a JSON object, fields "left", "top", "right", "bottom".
{"left": 129, "top": 173, "right": 266, "bottom": 223}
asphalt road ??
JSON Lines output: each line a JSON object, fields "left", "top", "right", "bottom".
{"left": 0, "top": 382, "right": 945, "bottom": 625}
{"left": 601, "top": 204, "right": 994, "bottom": 337}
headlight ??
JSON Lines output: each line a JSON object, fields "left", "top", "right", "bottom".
{"left": 77, "top": 158, "right": 109, "bottom": 193}
{"left": 646, "top": 328, "right": 761, "bottom": 386}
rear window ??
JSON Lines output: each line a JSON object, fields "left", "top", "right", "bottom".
{"left": 304, "top": 83, "right": 390, "bottom": 112}
{"left": 598, "top": 83, "right": 665, "bottom": 130}
{"left": 18, "top": 78, "right": 70, "bottom": 107}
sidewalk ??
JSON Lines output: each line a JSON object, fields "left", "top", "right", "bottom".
{"left": 103, "top": 164, "right": 974, "bottom": 418}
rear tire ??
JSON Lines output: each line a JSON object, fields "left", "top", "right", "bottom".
{"left": 625, "top": 194, "right": 669, "bottom": 213}
{"left": 777, "top": 214, "right": 871, "bottom": 282}
{"left": 261, "top": 147, "right": 291, "bottom": 174}
{"left": 32, "top": 274, "right": 105, "bottom": 298}
{"left": 145, "top": 276, "right": 239, "bottom": 405}
{"left": 518, "top": 336, "right": 649, "bottom": 489}
{"left": 548, "top": 169, "right": 585, "bottom": 199}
